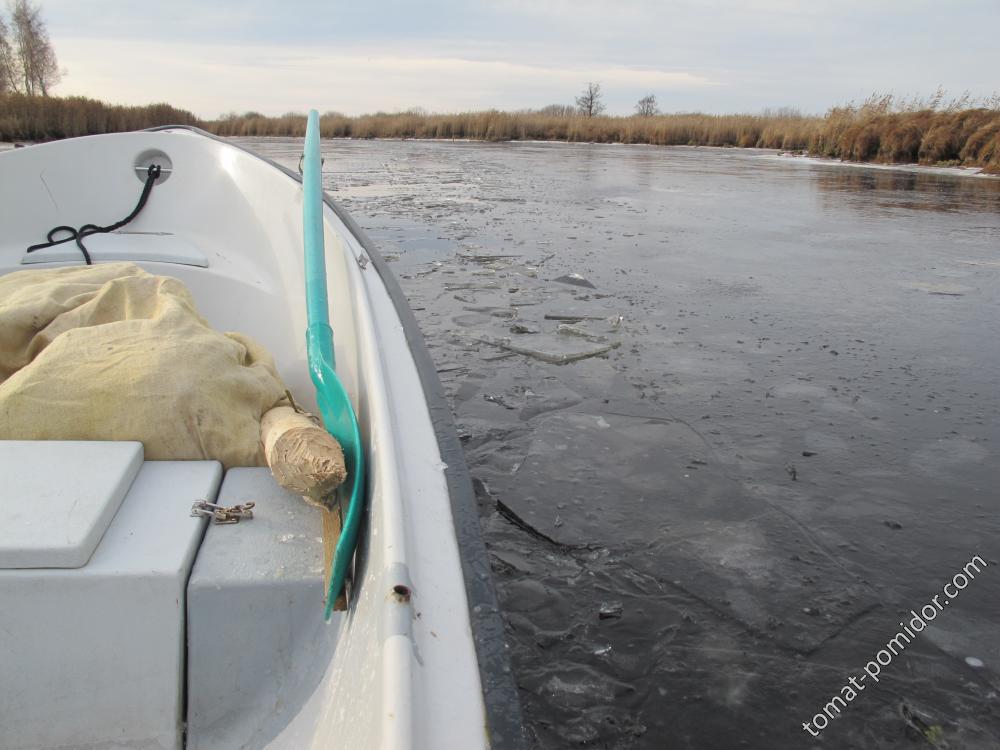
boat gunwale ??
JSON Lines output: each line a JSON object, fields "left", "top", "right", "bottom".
{"left": 145, "top": 125, "right": 527, "bottom": 749}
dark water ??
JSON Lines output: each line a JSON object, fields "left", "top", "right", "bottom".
{"left": 244, "top": 138, "right": 1000, "bottom": 749}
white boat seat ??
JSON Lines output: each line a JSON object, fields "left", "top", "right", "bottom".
{"left": 0, "top": 441, "right": 223, "bottom": 750}
{"left": 0, "top": 440, "right": 143, "bottom": 568}
{"left": 20, "top": 230, "right": 209, "bottom": 267}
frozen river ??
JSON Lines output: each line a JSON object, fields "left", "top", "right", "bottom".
{"left": 244, "top": 138, "right": 1000, "bottom": 749}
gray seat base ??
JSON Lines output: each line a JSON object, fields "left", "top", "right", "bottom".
{"left": 0, "top": 455, "right": 222, "bottom": 750}
{"left": 187, "top": 468, "right": 340, "bottom": 750}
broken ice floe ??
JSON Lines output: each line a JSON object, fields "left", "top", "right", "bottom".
{"left": 557, "top": 323, "right": 608, "bottom": 343}
{"left": 553, "top": 273, "right": 597, "bottom": 289}
{"left": 483, "top": 336, "right": 621, "bottom": 365}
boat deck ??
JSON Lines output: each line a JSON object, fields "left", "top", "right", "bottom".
{"left": 0, "top": 130, "right": 524, "bottom": 750}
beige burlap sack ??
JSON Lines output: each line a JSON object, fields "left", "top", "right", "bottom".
{"left": 0, "top": 263, "right": 287, "bottom": 468}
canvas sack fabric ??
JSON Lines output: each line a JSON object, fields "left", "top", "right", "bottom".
{"left": 0, "top": 262, "right": 287, "bottom": 468}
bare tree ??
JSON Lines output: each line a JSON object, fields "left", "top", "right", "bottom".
{"left": 0, "top": 15, "right": 20, "bottom": 93}
{"left": 575, "top": 82, "right": 605, "bottom": 117}
{"left": 5, "top": 0, "right": 60, "bottom": 96}
{"left": 634, "top": 94, "right": 659, "bottom": 117}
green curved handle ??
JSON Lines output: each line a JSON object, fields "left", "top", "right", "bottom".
{"left": 302, "top": 109, "right": 366, "bottom": 619}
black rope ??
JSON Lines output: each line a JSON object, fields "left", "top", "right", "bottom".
{"left": 26, "top": 164, "right": 163, "bottom": 265}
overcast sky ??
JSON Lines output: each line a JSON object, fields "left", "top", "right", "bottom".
{"left": 36, "top": 0, "right": 1000, "bottom": 119}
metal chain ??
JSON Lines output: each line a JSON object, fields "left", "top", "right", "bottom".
{"left": 190, "top": 500, "right": 255, "bottom": 524}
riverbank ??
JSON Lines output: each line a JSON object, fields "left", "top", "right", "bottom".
{"left": 2, "top": 93, "right": 998, "bottom": 173}
{"left": 770, "top": 151, "right": 1000, "bottom": 179}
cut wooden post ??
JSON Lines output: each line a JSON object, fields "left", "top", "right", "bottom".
{"left": 261, "top": 404, "right": 349, "bottom": 611}
{"left": 261, "top": 406, "right": 347, "bottom": 505}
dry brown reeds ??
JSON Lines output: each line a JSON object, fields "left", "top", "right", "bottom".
{"left": 3, "top": 92, "right": 998, "bottom": 173}
{"left": 814, "top": 92, "right": 1000, "bottom": 172}
{"left": 0, "top": 93, "right": 198, "bottom": 141}
{"left": 202, "top": 100, "right": 999, "bottom": 171}
{"left": 201, "top": 107, "right": 822, "bottom": 146}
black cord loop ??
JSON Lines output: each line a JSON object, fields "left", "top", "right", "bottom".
{"left": 26, "top": 164, "right": 163, "bottom": 265}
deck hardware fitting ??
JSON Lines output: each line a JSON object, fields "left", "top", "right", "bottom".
{"left": 190, "top": 500, "right": 255, "bottom": 524}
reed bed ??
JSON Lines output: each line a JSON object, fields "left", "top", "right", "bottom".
{"left": 0, "top": 93, "right": 198, "bottom": 141}
{"left": 813, "top": 93, "right": 1000, "bottom": 171}
{"left": 3, "top": 93, "right": 998, "bottom": 172}
{"left": 207, "top": 104, "right": 1000, "bottom": 173}
{"left": 209, "top": 108, "right": 823, "bottom": 149}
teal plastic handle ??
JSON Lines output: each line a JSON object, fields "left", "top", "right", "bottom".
{"left": 302, "top": 109, "right": 366, "bottom": 619}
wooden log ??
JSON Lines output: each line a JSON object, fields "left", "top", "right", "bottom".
{"left": 261, "top": 405, "right": 349, "bottom": 611}
{"left": 260, "top": 405, "right": 347, "bottom": 508}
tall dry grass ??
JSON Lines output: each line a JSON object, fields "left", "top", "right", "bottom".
{"left": 814, "top": 93, "right": 1000, "bottom": 171}
{"left": 203, "top": 96, "right": 1000, "bottom": 172}
{"left": 0, "top": 93, "right": 199, "bottom": 141}
{"left": 3, "top": 92, "right": 998, "bottom": 172}
{"left": 208, "top": 108, "right": 823, "bottom": 148}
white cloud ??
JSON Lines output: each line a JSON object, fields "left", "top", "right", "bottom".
{"left": 53, "top": 37, "right": 718, "bottom": 117}
{"left": 39, "top": 1, "right": 1000, "bottom": 116}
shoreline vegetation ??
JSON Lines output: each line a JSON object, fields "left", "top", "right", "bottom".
{"left": 1, "top": 92, "right": 998, "bottom": 173}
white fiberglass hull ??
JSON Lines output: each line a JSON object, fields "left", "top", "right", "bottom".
{"left": 0, "top": 129, "right": 524, "bottom": 749}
